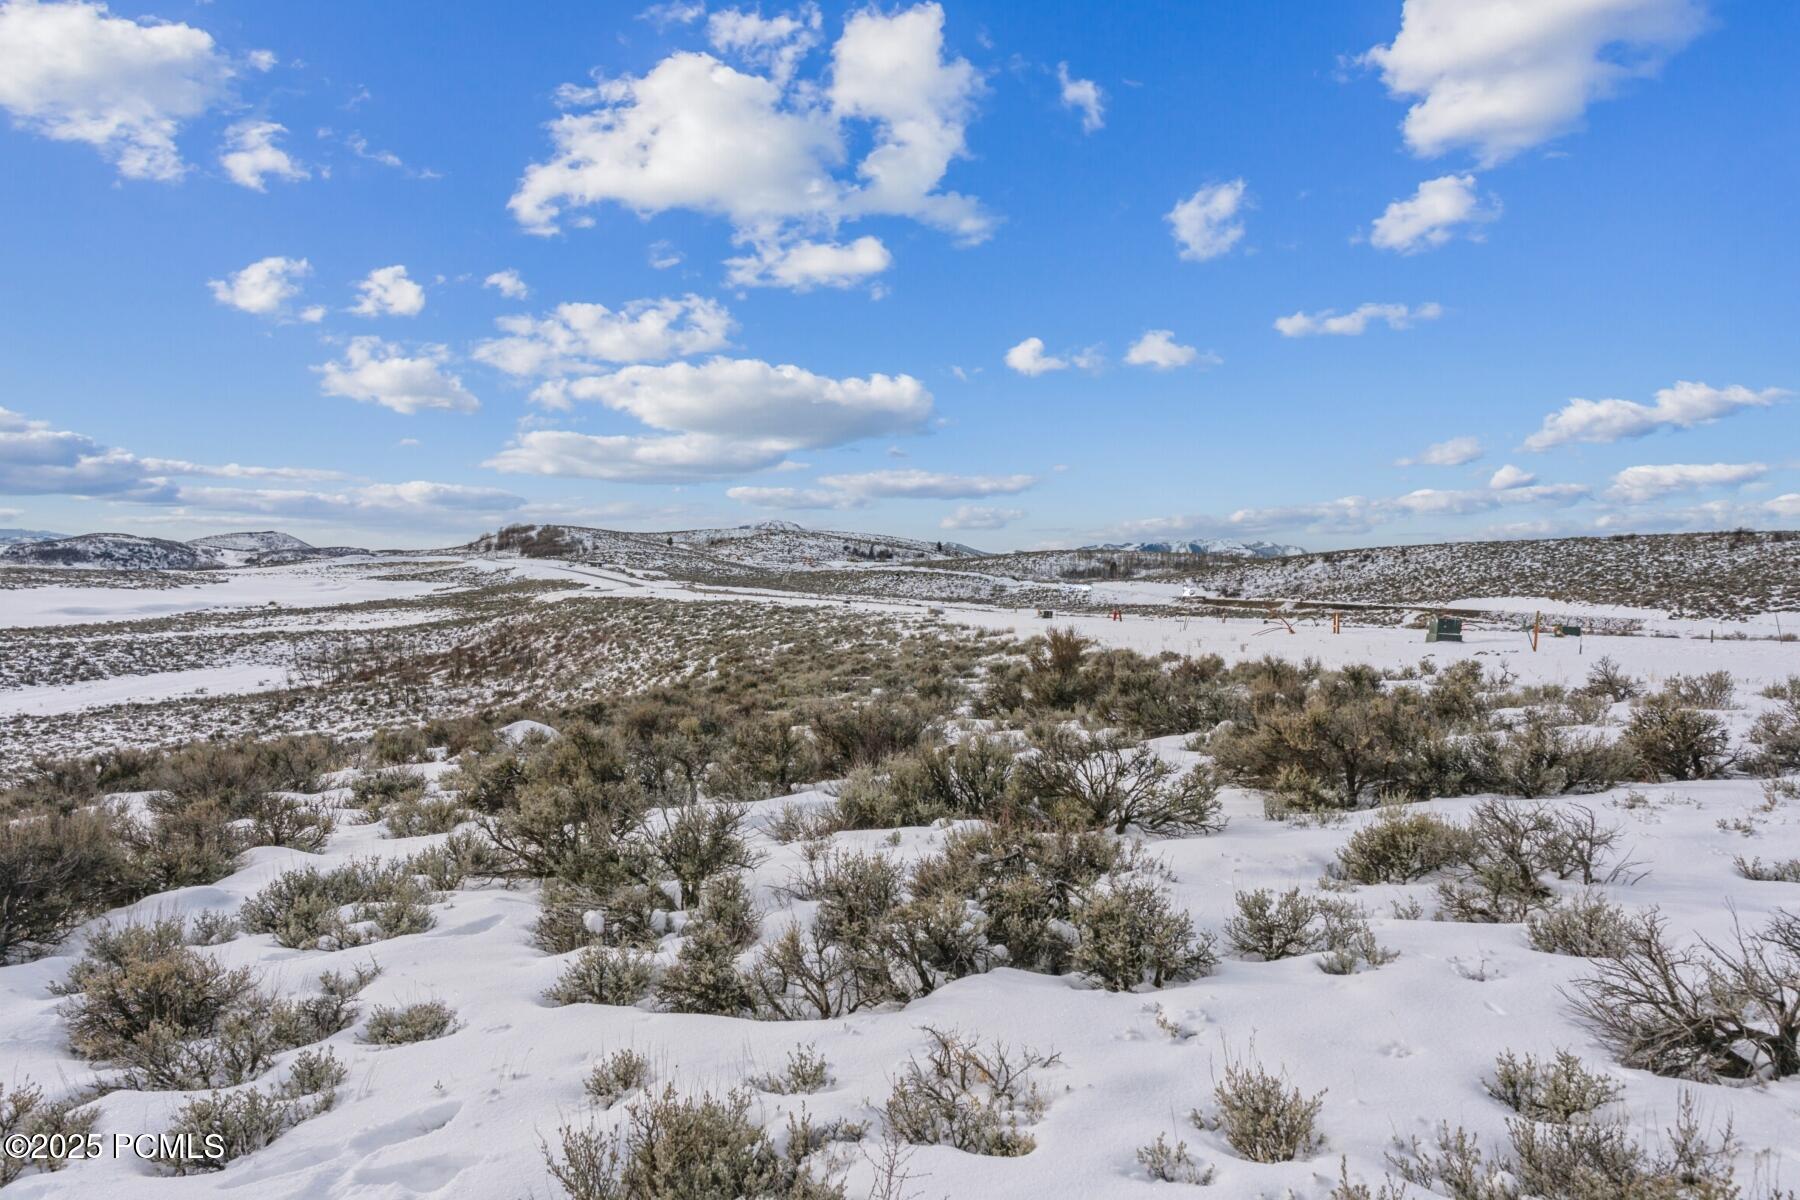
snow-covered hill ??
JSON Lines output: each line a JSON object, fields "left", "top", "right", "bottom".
{"left": 460, "top": 520, "right": 985, "bottom": 577}
{"left": 0, "top": 530, "right": 376, "bottom": 571}
{"left": 188, "top": 530, "right": 315, "bottom": 554}
{"left": 670, "top": 519, "right": 983, "bottom": 568}
{"left": 1202, "top": 529, "right": 1800, "bottom": 620}
{"left": 0, "top": 533, "right": 226, "bottom": 571}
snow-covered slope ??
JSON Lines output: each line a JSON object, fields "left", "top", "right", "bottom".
{"left": 1203, "top": 529, "right": 1800, "bottom": 620}
{"left": 0, "top": 530, "right": 376, "bottom": 571}
{"left": 0, "top": 533, "right": 225, "bottom": 571}
{"left": 669, "top": 519, "right": 983, "bottom": 567}
{"left": 460, "top": 521, "right": 984, "bottom": 576}
{"left": 188, "top": 531, "right": 315, "bottom": 554}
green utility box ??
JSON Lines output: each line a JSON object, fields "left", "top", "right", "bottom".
{"left": 1555, "top": 624, "right": 1582, "bottom": 638}
{"left": 1426, "top": 616, "right": 1463, "bottom": 642}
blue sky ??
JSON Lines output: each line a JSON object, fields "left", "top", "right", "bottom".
{"left": 1, "top": 0, "right": 1794, "bottom": 551}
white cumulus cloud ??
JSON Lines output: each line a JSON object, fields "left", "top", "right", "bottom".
{"left": 1396, "top": 435, "right": 1483, "bottom": 467}
{"left": 706, "top": 4, "right": 821, "bottom": 87}
{"left": 815, "top": 469, "right": 1035, "bottom": 500}
{"left": 1124, "top": 329, "right": 1215, "bottom": 370}
{"left": 725, "top": 235, "right": 892, "bottom": 290}
{"left": 1004, "top": 337, "right": 1066, "bottom": 377}
{"left": 1056, "top": 62, "right": 1103, "bottom": 133}
{"left": 1606, "top": 462, "right": 1768, "bottom": 502}
{"left": 474, "top": 295, "right": 733, "bottom": 379}
{"left": 1167, "top": 179, "right": 1247, "bottom": 262}
{"left": 486, "top": 357, "right": 932, "bottom": 482}
{"left": 510, "top": 3, "right": 988, "bottom": 284}
{"left": 1523, "top": 380, "right": 1784, "bottom": 451}
{"left": 482, "top": 269, "right": 529, "bottom": 300}
{"left": 1363, "top": 0, "right": 1705, "bottom": 166}
{"left": 316, "top": 337, "right": 478, "bottom": 414}
{"left": 351, "top": 265, "right": 426, "bottom": 317}
{"left": 1370, "top": 174, "right": 1499, "bottom": 253}
{"left": 218, "top": 119, "right": 306, "bottom": 190}
{"left": 1275, "top": 301, "right": 1443, "bottom": 337}
{"left": 0, "top": 0, "right": 235, "bottom": 180}
{"left": 1488, "top": 463, "right": 1537, "bottom": 490}
{"left": 207, "top": 255, "right": 320, "bottom": 321}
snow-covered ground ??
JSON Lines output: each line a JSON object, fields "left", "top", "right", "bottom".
{"left": 0, "top": 664, "right": 294, "bottom": 717}
{"left": 5, "top": 554, "right": 1797, "bottom": 728}
{"left": 0, "top": 559, "right": 457, "bottom": 630}
{"left": 3, "top": 552, "right": 1799, "bottom": 1198}
{"left": 4, "top": 765, "right": 1797, "bottom": 1197}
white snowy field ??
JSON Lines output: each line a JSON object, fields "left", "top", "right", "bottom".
{"left": 0, "top": 664, "right": 293, "bottom": 718}
{"left": 4, "top": 752, "right": 1798, "bottom": 1198}
{"left": 5, "top": 553, "right": 1796, "bottom": 727}
{"left": 0, "top": 559, "right": 457, "bottom": 630}
{"left": 3, "top": 551, "right": 1799, "bottom": 1198}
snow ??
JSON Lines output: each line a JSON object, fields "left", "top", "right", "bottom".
{"left": 0, "top": 560, "right": 458, "bottom": 629}
{"left": 0, "top": 664, "right": 292, "bottom": 717}
{"left": 497, "top": 719, "right": 560, "bottom": 745}
{"left": 4, "top": 769, "right": 1796, "bottom": 1197}
{"left": 3, "top": 538, "right": 1798, "bottom": 1197}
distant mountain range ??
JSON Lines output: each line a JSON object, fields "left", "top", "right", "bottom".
{"left": 0, "top": 521, "right": 983, "bottom": 574}
{"left": 1081, "top": 538, "right": 1306, "bottom": 558}
{"left": 0, "top": 522, "right": 1306, "bottom": 572}
{"left": 0, "top": 527, "right": 65, "bottom": 543}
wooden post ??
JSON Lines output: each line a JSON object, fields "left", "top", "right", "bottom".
{"left": 1531, "top": 612, "right": 1541, "bottom": 652}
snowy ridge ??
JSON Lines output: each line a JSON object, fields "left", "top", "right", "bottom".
{"left": 0, "top": 532, "right": 227, "bottom": 571}
{"left": 459, "top": 521, "right": 985, "bottom": 576}
{"left": 0, "top": 530, "right": 373, "bottom": 571}
{"left": 188, "top": 530, "right": 316, "bottom": 554}
{"left": 1203, "top": 529, "right": 1800, "bottom": 620}
{"left": 669, "top": 519, "right": 983, "bottom": 568}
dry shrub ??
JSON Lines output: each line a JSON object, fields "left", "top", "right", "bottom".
{"left": 238, "top": 858, "right": 437, "bottom": 950}
{"left": 1073, "top": 878, "right": 1217, "bottom": 990}
{"left": 586, "top": 1049, "right": 653, "bottom": 1108}
{"left": 56, "top": 920, "right": 375, "bottom": 1090}
{"left": 751, "top": 1044, "right": 832, "bottom": 1095}
{"left": 1336, "top": 804, "right": 1474, "bottom": 884}
{"left": 0, "top": 1080, "right": 98, "bottom": 1185}
{"left": 1625, "top": 695, "right": 1731, "bottom": 781}
{"left": 361, "top": 1000, "right": 457, "bottom": 1044}
{"left": 544, "top": 1084, "right": 845, "bottom": 1200}
{"left": 1745, "top": 676, "right": 1800, "bottom": 774}
{"left": 546, "top": 946, "right": 656, "bottom": 1008}
{"left": 911, "top": 824, "right": 1127, "bottom": 974}
{"left": 0, "top": 804, "right": 135, "bottom": 963}
{"left": 1136, "top": 1132, "right": 1214, "bottom": 1185}
{"left": 1485, "top": 1050, "right": 1620, "bottom": 1123}
{"left": 1195, "top": 1059, "right": 1325, "bottom": 1164}
{"left": 882, "top": 1027, "right": 1058, "bottom": 1157}
{"left": 1569, "top": 908, "right": 1799, "bottom": 1080}
{"left": 1527, "top": 892, "right": 1636, "bottom": 958}
{"left": 153, "top": 1049, "right": 345, "bottom": 1175}
{"left": 1224, "top": 888, "right": 1395, "bottom": 974}
{"left": 1392, "top": 1091, "right": 1740, "bottom": 1200}
{"left": 1437, "top": 800, "right": 1627, "bottom": 924}
{"left": 1016, "top": 728, "right": 1224, "bottom": 836}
